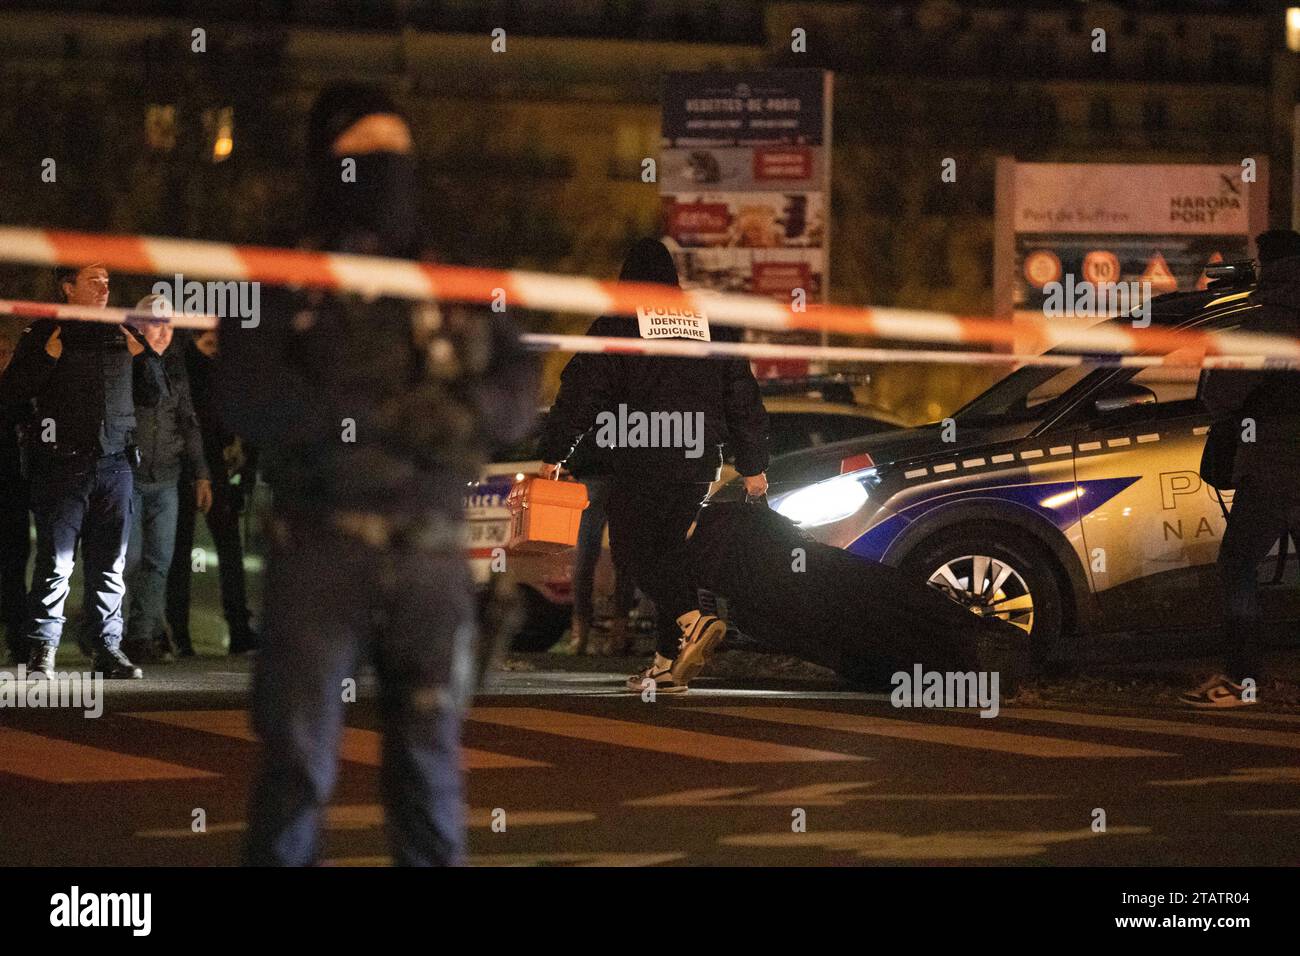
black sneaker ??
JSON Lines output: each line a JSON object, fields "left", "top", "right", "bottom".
{"left": 92, "top": 647, "right": 144, "bottom": 680}
{"left": 26, "top": 644, "right": 56, "bottom": 679}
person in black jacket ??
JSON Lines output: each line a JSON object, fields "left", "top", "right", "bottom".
{"left": 166, "top": 327, "right": 259, "bottom": 656}
{"left": 218, "top": 85, "right": 537, "bottom": 866}
{"left": 1186, "top": 229, "right": 1300, "bottom": 708}
{"left": 0, "top": 331, "right": 31, "bottom": 665}
{"left": 0, "top": 264, "right": 166, "bottom": 679}
{"left": 538, "top": 238, "right": 770, "bottom": 693}
{"left": 122, "top": 295, "right": 211, "bottom": 663}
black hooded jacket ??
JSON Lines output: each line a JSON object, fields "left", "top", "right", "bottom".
{"left": 216, "top": 140, "right": 537, "bottom": 520}
{"left": 538, "top": 239, "right": 769, "bottom": 483}
{"left": 1201, "top": 252, "right": 1300, "bottom": 488}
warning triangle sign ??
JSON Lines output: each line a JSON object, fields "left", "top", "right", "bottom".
{"left": 1196, "top": 251, "right": 1224, "bottom": 291}
{"left": 1141, "top": 252, "right": 1178, "bottom": 294}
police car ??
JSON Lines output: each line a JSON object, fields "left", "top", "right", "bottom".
{"left": 754, "top": 266, "right": 1298, "bottom": 659}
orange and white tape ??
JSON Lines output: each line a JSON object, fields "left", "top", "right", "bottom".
{"left": 3, "top": 225, "right": 1300, "bottom": 362}
{"left": 521, "top": 334, "right": 1300, "bottom": 370}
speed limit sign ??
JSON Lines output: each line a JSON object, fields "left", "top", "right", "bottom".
{"left": 1082, "top": 250, "right": 1121, "bottom": 285}
{"left": 1023, "top": 250, "right": 1062, "bottom": 289}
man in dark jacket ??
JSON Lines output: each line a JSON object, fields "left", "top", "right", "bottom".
{"left": 1186, "top": 229, "right": 1300, "bottom": 708}
{"left": 218, "top": 85, "right": 537, "bottom": 866}
{"left": 123, "top": 295, "right": 211, "bottom": 663}
{"left": 538, "top": 238, "right": 770, "bottom": 693}
{"left": 167, "top": 327, "right": 258, "bottom": 656}
{"left": 0, "top": 331, "right": 31, "bottom": 665}
{"left": 0, "top": 264, "right": 166, "bottom": 679}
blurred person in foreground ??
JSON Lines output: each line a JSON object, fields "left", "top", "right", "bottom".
{"left": 0, "top": 329, "right": 31, "bottom": 664}
{"left": 218, "top": 84, "right": 537, "bottom": 865}
{"left": 1184, "top": 229, "right": 1300, "bottom": 708}
{"left": 123, "top": 294, "right": 211, "bottom": 663}
{"left": 538, "top": 239, "right": 769, "bottom": 693}
{"left": 166, "top": 327, "right": 259, "bottom": 656}
{"left": 0, "top": 264, "right": 165, "bottom": 679}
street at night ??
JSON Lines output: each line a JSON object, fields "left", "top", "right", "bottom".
{"left": 5, "top": 0, "right": 1300, "bottom": 938}
{"left": 2, "top": 654, "right": 1298, "bottom": 867}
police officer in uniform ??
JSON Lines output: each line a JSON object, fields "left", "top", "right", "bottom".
{"left": 218, "top": 86, "right": 537, "bottom": 866}
{"left": 538, "top": 239, "right": 770, "bottom": 693}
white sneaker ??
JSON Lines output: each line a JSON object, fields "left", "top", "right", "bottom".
{"left": 669, "top": 611, "right": 727, "bottom": 686}
{"left": 1179, "top": 674, "right": 1256, "bottom": 709}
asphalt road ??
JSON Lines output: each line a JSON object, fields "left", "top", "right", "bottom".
{"left": 2, "top": 656, "right": 1298, "bottom": 867}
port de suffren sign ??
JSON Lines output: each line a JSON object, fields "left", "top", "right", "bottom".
{"left": 994, "top": 159, "right": 1269, "bottom": 322}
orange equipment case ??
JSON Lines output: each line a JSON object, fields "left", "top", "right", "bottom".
{"left": 505, "top": 476, "right": 589, "bottom": 554}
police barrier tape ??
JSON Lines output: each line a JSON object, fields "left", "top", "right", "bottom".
{"left": 1, "top": 299, "right": 1297, "bottom": 371}
{"left": 2, "top": 225, "right": 1300, "bottom": 362}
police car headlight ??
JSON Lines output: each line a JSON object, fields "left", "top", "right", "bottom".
{"left": 772, "top": 470, "right": 875, "bottom": 527}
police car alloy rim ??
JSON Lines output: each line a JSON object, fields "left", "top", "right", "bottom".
{"left": 926, "top": 554, "right": 1034, "bottom": 634}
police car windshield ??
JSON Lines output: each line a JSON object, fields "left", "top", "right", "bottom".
{"left": 953, "top": 362, "right": 1097, "bottom": 426}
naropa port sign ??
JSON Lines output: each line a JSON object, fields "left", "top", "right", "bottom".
{"left": 994, "top": 160, "right": 1269, "bottom": 322}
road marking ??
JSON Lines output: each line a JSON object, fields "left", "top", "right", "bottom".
{"left": 136, "top": 804, "right": 592, "bottom": 838}
{"left": 629, "top": 782, "right": 878, "bottom": 807}
{"left": 327, "top": 852, "right": 687, "bottom": 867}
{"left": 719, "top": 826, "right": 1149, "bottom": 860}
{"left": 468, "top": 707, "right": 864, "bottom": 763}
{"left": 1148, "top": 767, "right": 1300, "bottom": 787}
{"left": 1001, "top": 708, "right": 1300, "bottom": 751}
{"left": 698, "top": 707, "right": 1172, "bottom": 758}
{"left": 126, "top": 709, "right": 547, "bottom": 770}
{"left": 0, "top": 727, "right": 216, "bottom": 783}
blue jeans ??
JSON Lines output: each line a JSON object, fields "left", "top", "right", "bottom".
{"left": 26, "top": 452, "right": 133, "bottom": 652}
{"left": 245, "top": 517, "right": 475, "bottom": 867}
{"left": 125, "top": 480, "right": 180, "bottom": 646}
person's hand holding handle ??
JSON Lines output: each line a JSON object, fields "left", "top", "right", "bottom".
{"left": 538, "top": 462, "right": 563, "bottom": 481}
{"left": 743, "top": 472, "right": 768, "bottom": 501}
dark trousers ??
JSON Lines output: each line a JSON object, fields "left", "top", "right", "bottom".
{"left": 26, "top": 452, "right": 133, "bottom": 651}
{"left": 607, "top": 480, "right": 710, "bottom": 658}
{"left": 573, "top": 476, "right": 634, "bottom": 623}
{"left": 167, "top": 478, "right": 252, "bottom": 652}
{"left": 125, "top": 480, "right": 180, "bottom": 646}
{"left": 1217, "top": 478, "right": 1300, "bottom": 683}
{"left": 0, "top": 477, "right": 30, "bottom": 661}
{"left": 245, "top": 519, "right": 475, "bottom": 867}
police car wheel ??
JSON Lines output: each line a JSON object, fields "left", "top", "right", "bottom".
{"left": 902, "top": 525, "right": 1066, "bottom": 659}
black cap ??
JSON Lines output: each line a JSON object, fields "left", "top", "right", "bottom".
{"left": 618, "top": 238, "right": 680, "bottom": 286}
{"left": 307, "top": 83, "right": 402, "bottom": 159}
{"left": 1255, "top": 229, "right": 1300, "bottom": 263}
